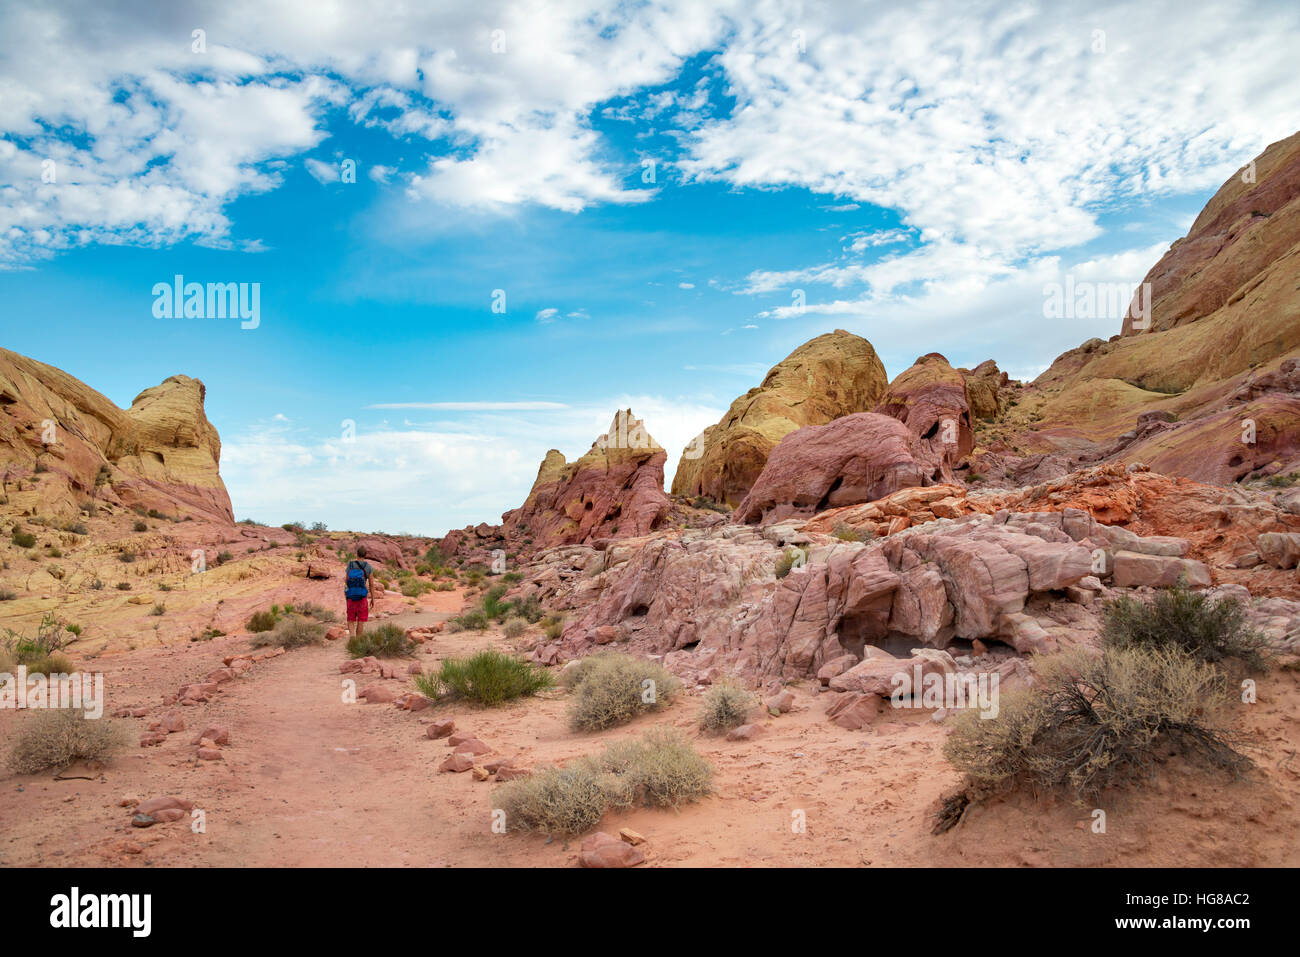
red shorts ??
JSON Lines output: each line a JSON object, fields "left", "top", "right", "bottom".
{"left": 346, "top": 598, "right": 369, "bottom": 622}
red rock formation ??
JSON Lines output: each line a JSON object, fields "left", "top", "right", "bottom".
{"left": 734, "top": 412, "right": 928, "bottom": 524}
{"left": 500, "top": 409, "right": 670, "bottom": 549}
{"left": 672, "top": 330, "right": 888, "bottom": 505}
{"left": 874, "top": 352, "right": 974, "bottom": 479}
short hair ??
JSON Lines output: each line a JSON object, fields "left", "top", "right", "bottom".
{"left": 356, "top": 544, "right": 368, "bottom": 558}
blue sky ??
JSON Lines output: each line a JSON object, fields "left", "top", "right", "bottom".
{"left": 2, "top": 0, "right": 1299, "bottom": 535}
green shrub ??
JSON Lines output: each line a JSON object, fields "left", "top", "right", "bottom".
{"left": 346, "top": 624, "right": 415, "bottom": 659}
{"left": 1101, "top": 580, "right": 1270, "bottom": 670}
{"left": 447, "top": 608, "right": 489, "bottom": 632}
{"left": 416, "top": 649, "right": 553, "bottom": 706}
{"left": 481, "top": 584, "right": 509, "bottom": 619}
{"left": 698, "top": 683, "right": 756, "bottom": 733}
{"left": 944, "top": 645, "right": 1247, "bottom": 802}
{"left": 115, "top": 582, "right": 131, "bottom": 591}
{"left": 132, "top": 520, "right": 148, "bottom": 532}
{"left": 289, "top": 602, "right": 338, "bottom": 622}
{"left": 7, "top": 709, "right": 130, "bottom": 774}
{"left": 504, "top": 594, "right": 544, "bottom": 624}
{"left": 118, "top": 550, "right": 136, "bottom": 563}
{"left": 774, "top": 547, "right": 803, "bottom": 579}
{"left": 11, "top": 531, "right": 36, "bottom": 548}
{"left": 541, "top": 614, "right": 564, "bottom": 640}
{"left": 250, "top": 615, "right": 325, "bottom": 649}
{"left": 245, "top": 608, "right": 280, "bottom": 633}
{"left": 565, "top": 652, "right": 680, "bottom": 732}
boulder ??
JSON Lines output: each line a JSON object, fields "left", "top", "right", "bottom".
{"left": 580, "top": 831, "right": 646, "bottom": 868}
{"left": 1257, "top": 532, "right": 1300, "bottom": 570}
{"left": 1111, "top": 551, "right": 1212, "bottom": 588}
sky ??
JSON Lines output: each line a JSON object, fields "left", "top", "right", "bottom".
{"left": 2, "top": 0, "right": 1299, "bottom": 536}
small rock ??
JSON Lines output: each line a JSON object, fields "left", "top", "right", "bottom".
{"left": 426, "top": 719, "right": 455, "bottom": 739}
{"left": 619, "top": 828, "right": 646, "bottom": 846}
{"left": 440, "top": 753, "right": 475, "bottom": 773}
{"left": 580, "top": 831, "right": 645, "bottom": 868}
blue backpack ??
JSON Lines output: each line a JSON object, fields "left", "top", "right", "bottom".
{"left": 344, "top": 560, "right": 369, "bottom": 601}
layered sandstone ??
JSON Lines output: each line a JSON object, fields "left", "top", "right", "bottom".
{"left": 671, "top": 330, "right": 888, "bottom": 506}
{"left": 1002, "top": 131, "right": 1300, "bottom": 482}
{"left": 0, "top": 347, "right": 233, "bottom": 522}
{"left": 500, "top": 409, "right": 670, "bottom": 548}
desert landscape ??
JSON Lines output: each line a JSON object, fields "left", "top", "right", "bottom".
{"left": 2, "top": 127, "right": 1300, "bottom": 872}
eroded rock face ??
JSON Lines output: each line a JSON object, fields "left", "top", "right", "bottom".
{"left": 874, "top": 353, "right": 975, "bottom": 478}
{"left": 500, "top": 409, "right": 670, "bottom": 550}
{"left": 534, "top": 509, "right": 1118, "bottom": 683}
{"left": 0, "top": 347, "right": 233, "bottom": 522}
{"left": 733, "top": 413, "right": 927, "bottom": 524}
{"left": 671, "top": 330, "right": 888, "bottom": 506}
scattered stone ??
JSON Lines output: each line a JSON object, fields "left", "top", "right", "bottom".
{"left": 440, "top": 753, "right": 475, "bottom": 773}
{"left": 619, "top": 828, "right": 646, "bottom": 846}
{"left": 580, "top": 831, "right": 646, "bottom": 868}
{"left": 426, "top": 719, "right": 455, "bottom": 739}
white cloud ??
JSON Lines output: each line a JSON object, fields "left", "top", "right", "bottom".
{"left": 535, "top": 307, "right": 559, "bottom": 323}
{"left": 222, "top": 395, "right": 724, "bottom": 535}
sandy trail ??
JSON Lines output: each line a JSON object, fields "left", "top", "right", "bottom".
{"left": 3, "top": 592, "right": 1299, "bottom": 868}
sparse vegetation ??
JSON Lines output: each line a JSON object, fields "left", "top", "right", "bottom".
{"left": 502, "top": 616, "right": 527, "bottom": 639}
{"left": 564, "top": 652, "right": 680, "bottom": 732}
{"left": 250, "top": 614, "right": 326, "bottom": 649}
{"left": 132, "top": 520, "right": 148, "bottom": 532}
{"left": 496, "top": 728, "right": 712, "bottom": 835}
{"left": 245, "top": 607, "right": 281, "bottom": 633}
{"left": 150, "top": 603, "right": 166, "bottom": 616}
{"left": 415, "top": 649, "right": 553, "bottom": 705}
{"left": 944, "top": 644, "right": 1248, "bottom": 804}
{"left": 775, "top": 547, "right": 803, "bottom": 579}
{"left": 698, "top": 683, "right": 756, "bottom": 733}
{"left": 541, "top": 614, "right": 564, "bottom": 640}
{"left": 1101, "top": 580, "right": 1270, "bottom": 670}
{"left": 11, "top": 530, "right": 36, "bottom": 549}
{"left": 832, "top": 522, "right": 872, "bottom": 542}
{"left": 346, "top": 623, "right": 414, "bottom": 659}
{"left": 7, "top": 709, "right": 130, "bottom": 775}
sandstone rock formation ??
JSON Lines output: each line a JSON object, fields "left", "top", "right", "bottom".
{"left": 999, "top": 131, "right": 1300, "bottom": 484}
{"left": 733, "top": 413, "right": 928, "bottom": 524}
{"left": 0, "top": 346, "right": 233, "bottom": 522}
{"left": 500, "top": 409, "right": 670, "bottom": 549}
{"left": 671, "top": 330, "right": 888, "bottom": 505}
{"left": 874, "top": 353, "right": 975, "bottom": 477}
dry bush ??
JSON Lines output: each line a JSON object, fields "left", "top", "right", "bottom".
{"left": 250, "top": 615, "right": 325, "bottom": 649}
{"left": 944, "top": 645, "right": 1248, "bottom": 802}
{"left": 498, "top": 728, "right": 713, "bottom": 835}
{"left": 565, "top": 652, "right": 680, "bottom": 732}
{"left": 502, "top": 616, "right": 527, "bottom": 640}
{"left": 698, "top": 683, "right": 756, "bottom": 733}
{"left": 7, "top": 709, "right": 130, "bottom": 774}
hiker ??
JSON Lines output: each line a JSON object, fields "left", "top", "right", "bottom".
{"left": 344, "top": 545, "right": 376, "bottom": 636}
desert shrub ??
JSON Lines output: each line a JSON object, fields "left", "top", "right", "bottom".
{"left": 1101, "top": 581, "right": 1270, "bottom": 670}
{"left": 150, "top": 603, "right": 166, "bottom": 616}
{"left": 289, "top": 602, "right": 338, "bottom": 623}
{"left": 346, "top": 623, "right": 414, "bottom": 659}
{"left": 0, "top": 589, "right": 15, "bottom": 601}
{"left": 66, "top": 624, "right": 81, "bottom": 637}
{"left": 115, "top": 581, "right": 131, "bottom": 591}
{"left": 504, "top": 594, "right": 544, "bottom": 624}
{"left": 7, "top": 709, "right": 130, "bottom": 774}
{"left": 23, "top": 652, "right": 75, "bottom": 676}
{"left": 774, "top": 547, "right": 803, "bottom": 579}
{"left": 698, "top": 683, "right": 756, "bottom": 733}
{"left": 250, "top": 614, "right": 325, "bottom": 649}
{"left": 565, "top": 652, "right": 680, "bottom": 732}
{"left": 499, "top": 729, "right": 713, "bottom": 835}
{"left": 432, "top": 581, "right": 455, "bottom": 592}
{"left": 832, "top": 522, "right": 871, "bottom": 542}
{"left": 502, "top": 616, "right": 527, "bottom": 640}
{"left": 46, "top": 546, "right": 62, "bottom": 558}
{"left": 66, "top": 522, "right": 88, "bottom": 536}
{"left": 11, "top": 530, "right": 36, "bottom": 548}
{"left": 417, "top": 649, "right": 553, "bottom": 706}
{"left": 481, "top": 584, "right": 509, "bottom": 619}
{"left": 245, "top": 608, "right": 280, "bottom": 633}
{"left": 157, "top": 582, "right": 172, "bottom": 592}
{"left": 132, "top": 520, "right": 148, "bottom": 532}
{"left": 1265, "top": 471, "right": 1299, "bottom": 487}
{"left": 944, "top": 645, "right": 1247, "bottom": 802}
{"left": 496, "top": 764, "right": 611, "bottom": 835}
{"left": 541, "top": 614, "right": 564, "bottom": 640}
{"left": 447, "top": 608, "right": 489, "bottom": 632}
{"left": 400, "top": 577, "right": 432, "bottom": 598}
{"left": 118, "top": 550, "right": 136, "bottom": 563}
{"left": 502, "top": 571, "right": 523, "bottom": 584}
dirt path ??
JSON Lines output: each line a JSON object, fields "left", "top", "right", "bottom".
{"left": 4, "top": 596, "right": 1300, "bottom": 868}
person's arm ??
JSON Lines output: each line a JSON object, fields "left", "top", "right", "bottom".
{"left": 367, "top": 565, "right": 376, "bottom": 609}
